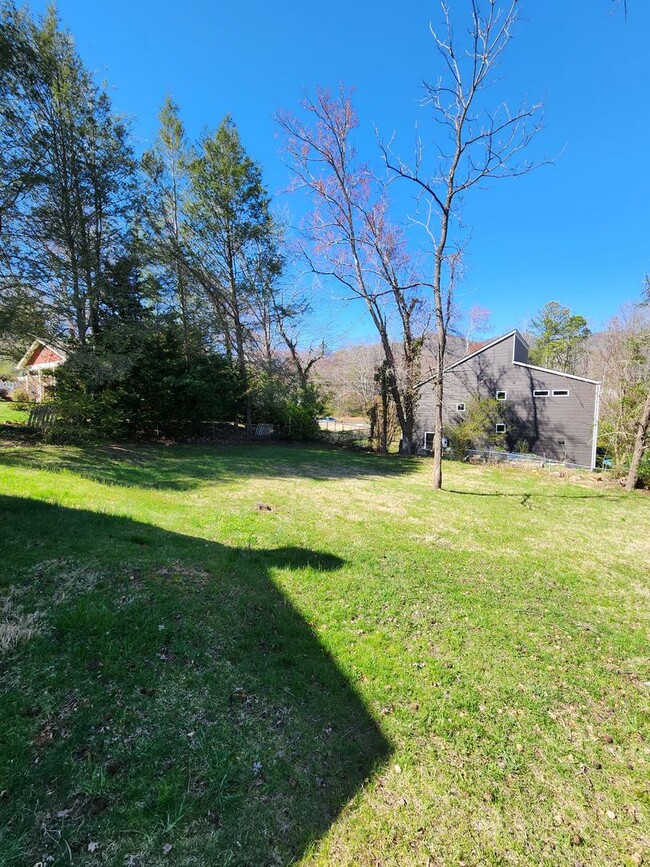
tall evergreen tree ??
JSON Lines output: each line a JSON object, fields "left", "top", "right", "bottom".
{"left": 141, "top": 97, "right": 195, "bottom": 357}
{"left": 0, "top": 2, "right": 51, "bottom": 350}
{"left": 185, "top": 117, "right": 282, "bottom": 425}
{"left": 0, "top": 4, "right": 137, "bottom": 345}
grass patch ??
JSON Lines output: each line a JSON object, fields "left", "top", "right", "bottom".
{"left": 0, "top": 443, "right": 648, "bottom": 865}
{"left": 0, "top": 402, "right": 29, "bottom": 425}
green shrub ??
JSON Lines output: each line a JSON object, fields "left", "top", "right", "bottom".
{"left": 445, "top": 396, "right": 509, "bottom": 458}
{"left": 250, "top": 372, "right": 323, "bottom": 441}
{"left": 52, "top": 323, "right": 244, "bottom": 443}
{"left": 275, "top": 400, "right": 322, "bottom": 441}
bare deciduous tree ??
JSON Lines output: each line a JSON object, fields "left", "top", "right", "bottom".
{"left": 626, "top": 388, "right": 650, "bottom": 490}
{"left": 625, "top": 282, "right": 650, "bottom": 490}
{"left": 382, "top": 0, "right": 544, "bottom": 488}
{"left": 596, "top": 295, "right": 650, "bottom": 490}
{"left": 277, "top": 87, "right": 428, "bottom": 454}
{"left": 463, "top": 304, "right": 493, "bottom": 353}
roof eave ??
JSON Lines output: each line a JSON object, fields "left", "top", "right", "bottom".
{"left": 512, "top": 361, "right": 600, "bottom": 385}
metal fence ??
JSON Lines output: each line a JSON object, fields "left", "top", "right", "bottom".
{"left": 199, "top": 422, "right": 276, "bottom": 442}
{"left": 319, "top": 428, "right": 370, "bottom": 449}
{"left": 462, "top": 448, "right": 591, "bottom": 471}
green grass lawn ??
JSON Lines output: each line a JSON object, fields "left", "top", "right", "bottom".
{"left": 0, "top": 402, "right": 29, "bottom": 425}
{"left": 0, "top": 442, "right": 648, "bottom": 866}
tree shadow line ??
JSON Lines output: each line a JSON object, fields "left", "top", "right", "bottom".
{"left": 0, "top": 494, "right": 391, "bottom": 865}
{"left": 0, "top": 439, "right": 419, "bottom": 491}
{"left": 446, "top": 488, "right": 626, "bottom": 500}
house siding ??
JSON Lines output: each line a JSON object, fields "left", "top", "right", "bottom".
{"left": 415, "top": 332, "right": 599, "bottom": 468}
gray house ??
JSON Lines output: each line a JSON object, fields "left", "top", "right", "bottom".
{"left": 416, "top": 330, "right": 601, "bottom": 468}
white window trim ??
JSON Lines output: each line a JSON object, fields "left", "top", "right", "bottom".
{"left": 552, "top": 389, "right": 570, "bottom": 397}
{"left": 533, "top": 389, "right": 549, "bottom": 397}
{"left": 423, "top": 431, "right": 434, "bottom": 449}
{"left": 496, "top": 390, "right": 507, "bottom": 401}
{"left": 456, "top": 402, "right": 466, "bottom": 412}
{"left": 495, "top": 423, "right": 506, "bottom": 433}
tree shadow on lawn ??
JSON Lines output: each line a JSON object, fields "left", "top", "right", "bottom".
{"left": 0, "top": 495, "right": 391, "bottom": 866}
{"left": 445, "top": 488, "right": 626, "bottom": 500}
{"left": 0, "top": 440, "right": 419, "bottom": 491}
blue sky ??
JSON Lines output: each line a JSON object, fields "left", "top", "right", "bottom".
{"left": 31, "top": 0, "right": 650, "bottom": 345}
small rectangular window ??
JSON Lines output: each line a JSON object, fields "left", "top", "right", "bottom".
{"left": 533, "top": 389, "right": 549, "bottom": 397}
{"left": 456, "top": 402, "right": 465, "bottom": 412}
{"left": 424, "top": 432, "right": 434, "bottom": 451}
{"left": 496, "top": 391, "right": 507, "bottom": 401}
{"left": 495, "top": 423, "right": 506, "bottom": 433}
{"left": 552, "top": 389, "right": 569, "bottom": 397}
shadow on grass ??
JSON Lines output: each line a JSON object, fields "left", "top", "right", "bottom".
{"left": 0, "top": 440, "right": 419, "bottom": 491}
{"left": 0, "top": 495, "right": 390, "bottom": 866}
{"left": 445, "top": 488, "right": 625, "bottom": 500}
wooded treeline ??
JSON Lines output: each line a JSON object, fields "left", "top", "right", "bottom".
{"left": 0, "top": 3, "right": 322, "bottom": 441}
{"left": 0, "top": 2, "right": 647, "bottom": 486}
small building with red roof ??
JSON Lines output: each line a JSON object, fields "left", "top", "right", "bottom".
{"left": 16, "top": 339, "right": 67, "bottom": 402}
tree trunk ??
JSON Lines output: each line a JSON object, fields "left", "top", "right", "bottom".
{"left": 381, "top": 376, "right": 389, "bottom": 455}
{"left": 431, "top": 312, "right": 447, "bottom": 490}
{"left": 431, "top": 202, "right": 449, "bottom": 490}
{"left": 625, "top": 388, "right": 650, "bottom": 491}
{"left": 433, "top": 381, "right": 444, "bottom": 489}
{"left": 400, "top": 371, "right": 419, "bottom": 456}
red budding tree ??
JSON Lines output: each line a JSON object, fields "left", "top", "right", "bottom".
{"left": 277, "top": 87, "right": 428, "bottom": 454}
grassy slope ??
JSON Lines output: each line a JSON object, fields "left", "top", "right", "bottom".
{"left": 0, "top": 443, "right": 648, "bottom": 866}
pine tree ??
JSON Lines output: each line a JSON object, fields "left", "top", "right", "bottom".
{"left": 185, "top": 117, "right": 282, "bottom": 426}
{"left": 0, "top": 4, "right": 138, "bottom": 345}
{"left": 142, "top": 97, "right": 195, "bottom": 357}
{"left": 528, "top": 301, "right": 591, "bottom": 374}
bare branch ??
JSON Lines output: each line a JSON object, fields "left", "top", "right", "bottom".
{"left": 380, "top": 0, "right": 544, "bottom": 488}
{"left": 277, "top": 86, "right": 429, "bottom": 453}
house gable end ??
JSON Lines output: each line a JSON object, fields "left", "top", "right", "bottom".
{"left": 18, "top": 340, "right": 67, "bottom": 371}
{"left": 27, "top": 345, "right": 64, "bottom": 367}
{"left": 415, "top": 328, "right": 601, "bottom": 469}
{"left": 443, "top": 330, "right": 520, "bottom": 374}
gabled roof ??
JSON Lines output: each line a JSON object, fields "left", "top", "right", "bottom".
{"left": 416, "top": 330, "right": 525, "bottom": 388}
{"left": 17, "top": 339, "right": 68, "bottom": 371}
{"left": 443, "top": 329, "right": 526, "bottom": 373}
{"left": 416, "top": 329, "right": 600, "bottom": 388}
